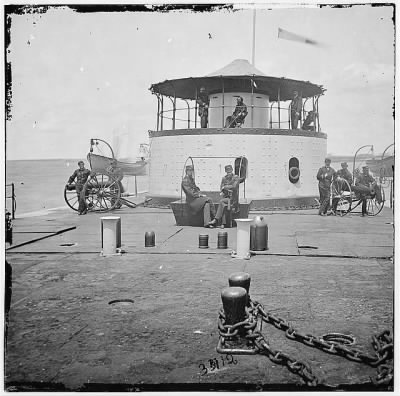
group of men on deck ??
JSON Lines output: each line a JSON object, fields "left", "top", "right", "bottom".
{"left": 317, "top": 158, "right": 381, "bottom": 217}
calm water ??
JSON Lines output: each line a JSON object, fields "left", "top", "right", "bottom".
{"left": 6, "top": 159, "right": 149, "bottom": 216}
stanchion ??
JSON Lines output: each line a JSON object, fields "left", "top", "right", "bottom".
{"left": 100, "top": 216, "right": 122, "bottom": 256}
{"left": 199, "top": 234, "right": 209, "bottom": 249}
{"left": 217, "top": 231, "right": 228, "bottom": 249}
{"left": 231, "top": 218, "right": 253, "bottom": 259}
{"left": 145, "top": 231, "right": 155, "bottom": 247}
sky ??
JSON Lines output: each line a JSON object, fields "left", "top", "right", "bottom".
{"left": 5, "top": 3, "right": 395, "bottom": 160}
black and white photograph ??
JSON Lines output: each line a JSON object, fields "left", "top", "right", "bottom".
{"left": 4, "top": 2, "right": 396, "bottom": 392}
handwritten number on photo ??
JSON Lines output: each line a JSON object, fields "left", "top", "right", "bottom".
{"left": 199, "top": 354, "right": 238, "bottom": 375}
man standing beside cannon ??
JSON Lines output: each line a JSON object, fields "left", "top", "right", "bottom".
{"left": 66, "top": 160, "right": 91, "bottom": 215}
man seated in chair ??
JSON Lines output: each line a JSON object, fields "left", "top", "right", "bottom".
{"left": 181, "top": 165, "right": 216, "bottom": 227}
{"left": 225, "top": 97, "right": 248, "bottom": 128}
{"left": 352, "top": 166, "right": 381, "bottom": 217}
{"left": 208, "top": 165, "right": 240, "bottom": 228}
{"left": 301, "top": 111, "right": 316, "bottom": 131}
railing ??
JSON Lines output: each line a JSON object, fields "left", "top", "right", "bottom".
{"left": 157, "top": 103, "right": 320, "bottom": 132}
{"left": 5, "top": 183, "right": 16, "bottom": 219}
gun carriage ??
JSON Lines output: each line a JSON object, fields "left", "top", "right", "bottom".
{"left": 64, "top": 138, "right": 149, "bottom": 213}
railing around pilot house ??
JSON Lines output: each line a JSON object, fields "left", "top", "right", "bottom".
{"left": 154, "top": 96, "right": 321, "bottom": 132}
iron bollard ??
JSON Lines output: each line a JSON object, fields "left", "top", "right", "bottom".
{"left": 228, "top": 272, "right": 251, "bottom": 294}
{"left": 221, "top": 286, "right": 247, "bottom": 326}
{"left": 229, "top": 272, "right": 251, "bottom": 305}
{"left": 145, "top": 231, "right": 155, "bottom": 247}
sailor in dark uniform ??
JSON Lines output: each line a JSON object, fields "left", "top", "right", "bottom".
{"left": 331, "top": 162, "right": 353, "bottom": 214}
{"left": 208, "top": 165, "right": 240, "bottom": 227}
{"left": 181, "top": 165, "right": 216, "bottom": 227}
{"left": 196, "top": 87, "right": 209, "bottom": 128}
{"left": 316, "top": 158, "right": 335, "bottom": 215}
{"left": 335, "top": 162, "right": 353, "bottom": 184}
{"left": 67, "top": 161, "right": 91, "bottom": 215}
{"left": 225, "top": 97, "right": 248, "bottom": 128}
{"left": 290, "top": 91, "right": 302, "bottom": 129}
{"left": 353, "top": 166, "right": 380, "bottom": 216}
{"left": 301, "top": 110, "right": 316, "bottom": 131}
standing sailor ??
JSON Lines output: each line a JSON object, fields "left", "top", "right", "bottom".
{"left": 290, "top": 91, "right": 302, "bottom": 129}
{"left": 316, "top": 158, "right": 335, "bottom": 216}
{"left": 67, "top": 160, "right": 91, "bottom": 215}
{"left": 196, "top": 87, "right": 209, "bottom": 128}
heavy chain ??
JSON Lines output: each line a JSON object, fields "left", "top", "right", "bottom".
{"left": 217, "top": 298, "right": 393, "bottom": 387}
{"left": 253, "top": 300, "right": 393, "bottom": 366}
{"left": 218, "top": 303, "right": 318, "bottom": 386}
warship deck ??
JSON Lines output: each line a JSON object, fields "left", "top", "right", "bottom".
{"left": 5, "top": 201, "right": 394, "bottom": 391}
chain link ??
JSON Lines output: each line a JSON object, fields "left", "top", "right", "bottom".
{"left": 217, "top": 298, "right": 393, "bottom": 388}
{"left": 254, "top": 299, "right": 393, "bottom": 368}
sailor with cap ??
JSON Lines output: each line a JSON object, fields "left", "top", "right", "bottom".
{"left": 330, "top": 162, "right": 353, "bottom": 214}
{"left": 353, "top": 165, "right": 380, "bottom": 216}
{"left": 67, "top": 160, "right": 91, "bottom": 215}
{"left": 335, "top": 162, "right": 353, "bottom": 185}
{"left": 181, "top": 165, "right": 216, "bottom": 227}
{"left": 290, "top": 90, "right": 302, "bottom": 129}
{"left": 196, "top": 87, "right": 209, "bottom": 128}
{"left": 208, "top": 164, "right": 240, "bottom": 227}
{"left": 225, "top": 97, "right": 248, "bottom": 128}
{"left": 316, "top": 158, "right": 336, "bottom": 216}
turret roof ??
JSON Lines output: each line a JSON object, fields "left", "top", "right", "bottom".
{"left": 206, "top": 59, "right": 266, "bottom": 77}
{"left": 150, "top": 59, "right": 325, "bottom": 101}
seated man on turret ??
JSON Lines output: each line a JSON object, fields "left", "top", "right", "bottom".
{"left": 225, "top": 97, "right": 248, "bottom": 128}
{"left": 181, "top": 165, "right": 216, "bottom": 227}
{"left": 301, "top": 111, "right": 316, "bottom": 131}
{"left": 207, "top": 165, "right": 240, "bottom": 228}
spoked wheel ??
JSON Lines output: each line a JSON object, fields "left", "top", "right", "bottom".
{"left": 64, "top": 184, "right": 79, "bottom": 212}
{"left": 83, "top": 173, "right": 121, "bottom": 212}
{"left": 366, "top": 184, "right": 385, "bottom": 216}
{"left": 330, "top": 178, "right": 352, "bottom": 216}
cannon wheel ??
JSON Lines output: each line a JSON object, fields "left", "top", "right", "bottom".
{"left": 83, "top": 172, "right": 121, "bottom": 212}
{"left": 64, "top": 184, "right": 79, "bottom": 212}
{"left": 330, "top": 178, "right": 352, "bottom": 216}
{"left": 366, "top": 185, "right": 385, "bottom": 216}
